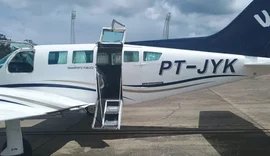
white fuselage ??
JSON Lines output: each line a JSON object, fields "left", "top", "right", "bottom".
{"left": 0, "top": 43, "right": 269, "bottom": 106}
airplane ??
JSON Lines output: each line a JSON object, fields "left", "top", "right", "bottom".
{"left": 0, "top": 0, "right": 269, "bottom": 155}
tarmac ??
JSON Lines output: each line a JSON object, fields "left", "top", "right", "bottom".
{"left": 1, "top": 75, "right": 270, "bottom": 156}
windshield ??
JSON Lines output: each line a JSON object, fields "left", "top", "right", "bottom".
{"left": 0, "top": 52, "right": 13, "bottom": 68}
{"left": 0, "top": 42, "right": 32, "bottom": 68}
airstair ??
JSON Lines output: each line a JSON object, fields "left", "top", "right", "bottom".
{"left": 92, "top": 99, "right": 123, "bottom": 129}
{"left": 92, "top": 19, "right": 125, "bottom": 130}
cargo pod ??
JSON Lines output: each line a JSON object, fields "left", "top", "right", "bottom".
{"left": 92, "top": 20, "right": 126, "bottom": 130}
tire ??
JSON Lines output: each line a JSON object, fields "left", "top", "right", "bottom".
{"left": 86, "top": 106, "right": 96, "bottom": 116}
{"left": 1, "top": 138, "right": 32, "bottom": 156}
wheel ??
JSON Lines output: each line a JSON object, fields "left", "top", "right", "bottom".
{"left": 1, "top": 138, "right": 32, "bottom": 156}
{"left": 86, "top": 106, "right": 96, "bottom": 116}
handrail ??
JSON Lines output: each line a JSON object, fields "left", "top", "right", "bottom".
{"left": 111, "top": 19, "right": 125, "bottom": 30}
{"left": 119, "top": 77, "right": 122, "bottom": 100}
{"left": 97, "top": 72, "right": 103, "bottom": 117}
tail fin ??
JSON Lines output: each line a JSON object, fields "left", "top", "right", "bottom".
{"left": 127, "top": 0, "right": 270, "bottom": 58}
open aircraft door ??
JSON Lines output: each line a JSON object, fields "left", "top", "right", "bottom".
{"left": 92, "top": 20, "right": 126, "bottom": 130}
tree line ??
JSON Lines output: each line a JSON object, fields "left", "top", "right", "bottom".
{"left": 0, "top": 34, "right": 36, "bottom": 58}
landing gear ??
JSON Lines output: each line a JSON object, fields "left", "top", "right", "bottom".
{"left": 0, "top": 120, "right": 32, "bottom": 156}
{"left": 86, "top": 106, "right": 96, "bottom": 116}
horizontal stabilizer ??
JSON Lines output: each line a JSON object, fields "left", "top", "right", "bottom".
{"left": 245, "top": 57, "right": 270, "bottom": 66}
{"left": 245, "top": 63, "right": 270, "bottom": 66}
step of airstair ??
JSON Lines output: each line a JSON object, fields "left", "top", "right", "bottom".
{"left": 92, "top": 99, "right": 122, "bottom": 130}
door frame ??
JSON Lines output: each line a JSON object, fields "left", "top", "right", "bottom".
{"left": 121, "top": 46, "right": 143, "bottom": 104}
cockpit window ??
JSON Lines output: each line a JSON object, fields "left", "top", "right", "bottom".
{"left": 143, "top": 51, "right": 162, "bottom": 61}
{"left": 0, "top": 42, "right": 32, "bottom": 68}
{"left": 8, "top": 51, "right": 34, "bottom": 73}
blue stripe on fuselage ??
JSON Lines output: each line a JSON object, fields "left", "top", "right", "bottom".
{"left": 0, "top": 83, "right": 96, "bottom": 92}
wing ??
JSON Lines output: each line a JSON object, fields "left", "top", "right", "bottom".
{"left": 0, "top": 88, "right": 95, "bottom": 121}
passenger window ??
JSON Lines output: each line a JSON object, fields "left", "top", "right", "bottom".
{"left": 73, "top": 50, "right": 93, "bottom": 64}
{"left": 8, "top": 51, "right": 34, "bottom": 73}
{"left": 143, "top": 51, "right": 162, "bottom": 61}
{"left": 124, "top": 51, "right": 139, "bottom": 62}
{"left": 48, "top": 51, "right": 67, "bottom": 65}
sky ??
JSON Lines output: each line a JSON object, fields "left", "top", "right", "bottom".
{"left": 0, "top": 0, "right": 252, "bottom": 45}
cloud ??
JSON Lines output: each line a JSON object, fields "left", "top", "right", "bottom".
{"left": 0, "top": 0, "right": 30, "bottom": 8}
{"left": 0, "top": 0, "right": 252, "bottom": 44}
{"left": 172, "top": 0, "right": 236, "bottom": 15}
